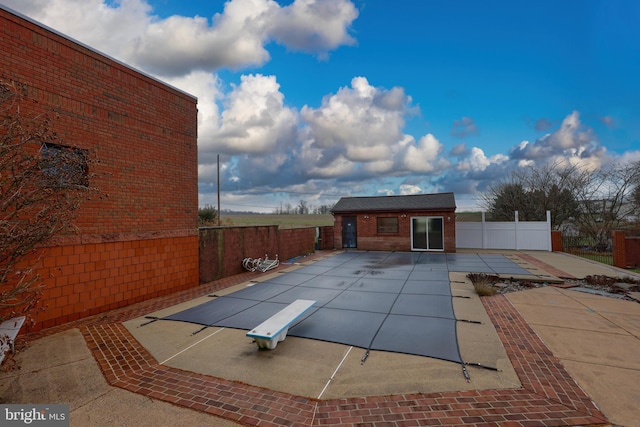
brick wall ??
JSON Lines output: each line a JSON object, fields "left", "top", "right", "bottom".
{"left": 199, "top": 226, "right": 279, "bottom": 283}
{"left": 199, "top": 227, "right": 319, "bottom": 283}
{"left": 333, "top": 211, "right": 456, "bottom": 252}
{"left": 625, "top": 237, "right": 640, "bottom": 268}
{"left": 1, "top": 7, "right": 198, "bottom": 235}
{"left": 317, "top": 226, "right": 335, "bottom": 250}
{"left": 551, "top": 231, "right": 563, "bottom": 252}
{"left": 612, "top": 231, "right": 640, "bottom": 269}
{"left": 612, "top": 231, "right": 626, "bottom": 268}
{"left": 1, "top": 7, "right": 199, "bottom": 331}
{"left": 278, "top": 228, "right": 316, "bottom": 260}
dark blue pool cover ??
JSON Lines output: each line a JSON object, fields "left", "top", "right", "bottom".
{"left": 163, "top": 252, "right": 530, "bottom": 363}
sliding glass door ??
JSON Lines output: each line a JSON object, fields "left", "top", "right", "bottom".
{"left": 411, "top": 217, "right": 444, "bottom": 251}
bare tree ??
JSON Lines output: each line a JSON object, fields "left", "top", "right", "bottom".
{"left": 1, "top": 77, "right": 100, "bottom": 325}
{"left": 484, "top": 159, "right": 640, "bottom": 248}
{"left": 297, "top": 199, "right": 309, "bottom": 215}
{"left": 482, "top": 160, "right": 581, "bottom": 228}
{"left": 572, "top": 161, "right": 640, "bottom": 248}
{"left": 630, "top": 161, "right": 640, "bottom": 220}
{"left": 633, "top": 186, "right": 640, "bottom": 217}
{"left": 314, "top": 204, "right": 335, "bottom": 214}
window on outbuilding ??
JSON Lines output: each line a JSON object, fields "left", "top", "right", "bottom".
{"left": 377, "top": 217, "right": 398, "bottom": 233}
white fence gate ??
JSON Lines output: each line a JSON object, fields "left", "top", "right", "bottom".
{"left": 456, "top": 211, "right": 551, "bottom": 251}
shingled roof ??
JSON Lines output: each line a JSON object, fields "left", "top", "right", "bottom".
{"left": 331, "top": 192, "right": 456, "bottom": 213}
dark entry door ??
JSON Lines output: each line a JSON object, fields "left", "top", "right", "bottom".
{"left": 342, "top": 216, "right": 357, "bottom": 248}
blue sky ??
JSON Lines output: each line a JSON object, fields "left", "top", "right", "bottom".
{"left": 4, "top": 0, "right": 640, "bottom": 212}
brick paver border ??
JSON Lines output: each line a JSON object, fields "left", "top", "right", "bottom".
{"left": 515, "top": 253, "right": 577, "bottom": 280}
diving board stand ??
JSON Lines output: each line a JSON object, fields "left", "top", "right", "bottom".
{"left": 246, "top": 299, "right": 316, "bottom": 349}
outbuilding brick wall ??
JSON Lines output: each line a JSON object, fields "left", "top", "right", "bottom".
{"left": 1, "top": 7, "right": 199, "bottom": 331}
{"left": 333, "top": 211, "right": 456, "bottom": 252}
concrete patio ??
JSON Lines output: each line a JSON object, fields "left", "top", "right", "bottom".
{"left": 1, "top": 249, "right": 638, "bottom": 426}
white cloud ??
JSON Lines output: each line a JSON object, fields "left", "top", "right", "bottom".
{"left": 399, "top": 184, "right": 422, "bottom": 195}
{"left": 308, "top": 155, "right": 355, "bottom": 178}
{"left": 3, "top": 0, "right": 358, "bottom": 77}
{"left": 6, "top": 1, "right": 635, "bottom": 212}
{"left": 510, "top": 111, "right": 609, "bottom": 171}
{"left": 268, "top": 0, "right": 358, "bottom": 53}
{"left": 548, "top": 111, "right": 592, "bottom": 150}
{"left": 296, "top": 78, "right": 454, "bottom": 180}
{"left": 206, "top": 74, "right": 298, "bottom": 155}
{"left": 161, "top": 71, "right": 223, "bottom": 162}
{"left": 131, "top": 0, "right": 276, "bottom": 76}
{"left": 3, "top": 0, "right": 153, "bottom": 61}
{"left": 300, "top": 76, "right": 412, "bottom": 162}
{"left": 457, "top": 147, "right": 509, "bottom": 171}
{"left": 402, "top": 134, "right": 450, "bottom": 173}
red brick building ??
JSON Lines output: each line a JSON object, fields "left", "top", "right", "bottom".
{"left": 1, "top": 6, "right": 199, "bottom": 330}
{"left": 331, "top": 193, "right": 457, "bottom": 252}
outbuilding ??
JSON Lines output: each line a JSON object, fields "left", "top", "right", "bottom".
{"left": 331, "top": 193, "right": 457, "bottom": 252}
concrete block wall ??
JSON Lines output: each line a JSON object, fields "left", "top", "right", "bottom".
{"left": 1, "top": 7, "right": 199, "bottom": 331}
{"left": 28, "top": 236, "right": 198, "bottom": 329}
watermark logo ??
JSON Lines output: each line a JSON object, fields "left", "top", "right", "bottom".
{"left": 1, "top": 405, "right": 69, "bottom": 426}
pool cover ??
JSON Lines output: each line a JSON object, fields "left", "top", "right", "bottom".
{"left": 163, "top": 252, "right": 530, "bottom": 364}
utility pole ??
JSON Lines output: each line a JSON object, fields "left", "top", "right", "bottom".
{"left": 217, "top": 154, "right": 221, "bottom": 226}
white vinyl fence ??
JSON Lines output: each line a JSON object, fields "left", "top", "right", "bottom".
{"left": 456, "top": 211, "right": 551, "bottom": 251}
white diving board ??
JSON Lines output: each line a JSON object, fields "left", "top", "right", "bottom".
{"left": 246, "top": 299, "right": 316, "bottom": 350}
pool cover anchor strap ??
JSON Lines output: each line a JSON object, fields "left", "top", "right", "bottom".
{"left": 464, "top": 361, "right": 500, "bottom": 371}
{"left": 461, "top": 363, "right": 471, "bottom": 382}
{"left": 457, "top": 318, "right": 482, "bottom": 324}
{"left": 460, "top": 361, "right": 501, "bottom": 382}
{"left": 139, "top": 316, "right": 160, "bottom": 327}
{"left": 191, "top": 325, "right": 211, "bottom": 336}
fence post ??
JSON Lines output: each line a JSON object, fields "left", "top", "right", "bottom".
{"left": 481, "top": 211, "right": 486, "bottom": 249}
{"left": 551, "top": 231, "right": 563, "bottom": 252}
{"left": 514, "top": 211, "right": 519, "bottom": 249}
{"left": 546, "top": 210, "right": 552, "bottom": 251}
{"left": 612, "top": 231, "right": 627, "bottom": 268}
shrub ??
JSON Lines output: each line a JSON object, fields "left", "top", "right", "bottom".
{"left": 198, "top": 205, "right": 218, "bottom": 225}
{"left": 467, "top": 273, "right": 499, "bottom": 296}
